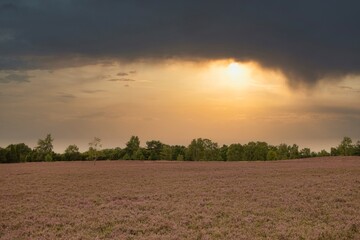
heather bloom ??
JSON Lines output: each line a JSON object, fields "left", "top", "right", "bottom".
{"left": 0, "top": 157, "right": 359, "bottom": 239}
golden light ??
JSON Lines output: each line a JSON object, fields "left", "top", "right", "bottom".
{"left": 227, "top": 62, "right": 243, "bottom": 78}
{"left": 223, "top": 61, "right": 251, "bottom": 88}
{"left": 198, "top": 60, "right": 254, "bottom": 90}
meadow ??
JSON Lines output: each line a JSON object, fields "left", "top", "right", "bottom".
{"left": 1, "top": 157, "right": 359, "bottom": 239}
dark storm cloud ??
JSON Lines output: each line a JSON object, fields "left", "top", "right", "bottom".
{"left": 1, "top": 0, "right": 360, "bottom": 84}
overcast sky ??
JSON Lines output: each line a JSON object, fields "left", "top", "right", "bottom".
{"left": 0, "top": 0, "right": 359, "bottom": 152}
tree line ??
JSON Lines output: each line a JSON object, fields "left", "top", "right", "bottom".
{"left": 0, "top": 135, "right": 359, "bottom": 163}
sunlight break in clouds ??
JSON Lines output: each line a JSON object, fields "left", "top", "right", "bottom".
{"left": 0, "top": 58, "right": 359, "bottom": 152}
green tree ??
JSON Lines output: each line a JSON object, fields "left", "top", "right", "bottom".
{"left": 219, "top": 144, "right": 228, "bottom": 161}
{"left": 134, "top": 148, "right": 145, "bottom": 160}
{"left": 64, "top": 144, "right": 80, "bottom": 161}
{"left": 176, "top": 154, "right": 184, "bottom": 161}
{"left": 330, "top": 147, "right": 339, "bottom": 156}
{"left": 146, "top": 140, "right": 163, "bottom": 160}
{"left": 311, "top": 151, "right": 318, "bottom": 157}
{"left": 318, "top": 149, "right": 330, "bottom": 157}
{"left": 289, "top": 144, "right": 299, "bottom": 159}
{"left": 227, "top": 144, "right": 243, "bottom": 161}
{"left": 160, "top": 145, "right": 172, "bottom": 160}
{"left": 186, "top": 138, "right": 220, "bottom": 161}
{"left": 45, "top": 154, "right": 53, "bottom": 162}
{"left": 186, "top": 138, "right": 205, "bottom": 161}
{"left": 253, "top": 141, "right": 268, "bottom": 160}
{"left": 299, "top": 148, "right": 311, "bottom": 158}
{"left": 35, "top": 134, "right": 54, "bottom": 161}
{"left": 0, "top": 147, "right": 8, "bottom": 163}
{"left": 337, "top": 137, "right": 354, "bottom": 156}
{"left": 242, "top": 141, "right": 269, "bottom": 161}
{"left": 354, "top": 141, "right": 360, "bottom": 156}
{"left": 203, "top": 139, "right": 220, "bottom": 161}
{"left": 125, "top": 136, "right": 140, "bottom": 160}
{"left": 242, "top": 142, "right": 255, "bottom": 161}
{"left": 266, "top": 150, "right": 278, "bottom": 160}
{"left": 171, "top": 145, "right": 186, "bottom": 161}
{"left": 277, "top": 143, "right": 290, "bottom": 160}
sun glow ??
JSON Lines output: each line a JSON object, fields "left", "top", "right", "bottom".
{"left": 201, "top": 60, "right": 254, "bottom": 89}
{"left": 227, "top": 62, "right": 244, "bottom": 78}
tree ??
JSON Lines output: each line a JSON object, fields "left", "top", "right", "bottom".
{"left": 171, "top": 145, "right": 186, "bottom": 161}
{"left": 0, "top": 147, "right": 8, "bottom": 163}
{"left": 146, "top": 140, "right": 163, "bottom": 160}
{"left": 337, "top": 137, "right": 354, "bottom": 156}
{"left": 35, "top": 134, "right": 54, "bottom": 161}
{"left": 266, "top": 150, "right": 278, "bottom": 160}
{"left": 160, "top": 145, "right": 172, "bottom": 160}
{"left": 330, "top": 147, "right": 339, "bottom": 156}
{"left": 289, "top": 144, "right": 299, "bottom": 159}
{"left": 242, "top": 142, "right": 256, "bottom": 161}
{"left": 125, "top": 136, "right": 140, "bottom": 160}
{"left": 277, "top": 143, "right": 290, "bottom": 160}
{"left": 354, "top": 141, "right": 360, "bottom": 156}
{"left": 134, "top": 148, "right": 145, "bottom": 160}
{"left": 219, "top": 144, "right": 228, "bottom": 161}
{"left": 5, "top": 143, "right": 32, "bottom": 163}
{"left": 203, "top": 139, "right": 220, "bottom": 161}
{"left": 227, "top": 144, "right": 243, "bottom": 161}
{"left": 318, "top": 149, "right": 330, "bottom": 157}
{"left": 89, "top": 137, "right": 102, "bottom": 163}
{"left": 242, "top": 141, "right": 269, "bottom": 161}
{"left": 253, "top": 141, "right": 268, "bottom": 160}
{"left": 300, "top": 148, "right": 311, "bottom": 158}
{"left": 186, "top": 139, "right": 205, "bottom": 161}
{"left": 64, "top": 144, "right": 80, "bottom": 161}
{"left": 186, "top": 138, "right": 220, "bottom": 161}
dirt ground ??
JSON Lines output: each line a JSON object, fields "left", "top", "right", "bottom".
{"left": 1, "top": 157, "right": 359, "bottom": 239}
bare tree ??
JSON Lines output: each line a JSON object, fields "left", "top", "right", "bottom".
{"left": 88, "top": 137, "right": 102, "bottom": 164}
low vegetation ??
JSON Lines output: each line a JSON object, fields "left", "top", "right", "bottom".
{"left": 0, "top": 135, "right": 359, "bottom": 163}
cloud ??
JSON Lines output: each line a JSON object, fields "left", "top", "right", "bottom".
{"left": 338, "top": 85, "right": 360, "bottom": 93}
{"left": 57, "top": 93, "right": 76, "bottom": 101}
{"left": 77, "top": 111, "right": 106, "bottom": 119}
{"left": 117, "top": 71, "right": 136, "bottom": 76}
{"left": 1, "top": 1, "right": 360, "bottom": 84}
{"left": 312, "top": 105, "right": 360, "bottom": 117}
{"left": 59, "top": 94, "right": 76, "bottom": 99}
{"left": 82, "top": 89, "right": 107, "bottom": 94}
{"left": 339, "top": 86, "right": 353, "bottom": 90}
{"left": 0, "top": 73, "right": 31, "bottom": 83}
{"left": 108, "top": 78, "right": 135, "bottom": 82}
{"left": 117, "top": 72, "right": 129, "bottom": 76}
{"left": 0, "top": 3, "right": 17, "bottom": 12}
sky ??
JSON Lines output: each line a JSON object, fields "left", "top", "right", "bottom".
{"left": 0, "top": 0, "right": 359, "bottom": 152}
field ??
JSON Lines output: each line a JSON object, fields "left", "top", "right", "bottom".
{"left": 1, "top": 157, "right": 360, "bottom": 239}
